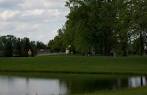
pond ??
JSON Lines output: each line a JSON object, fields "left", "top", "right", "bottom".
{"left": 0, "top": 74, "right": 146, "bottom": 95}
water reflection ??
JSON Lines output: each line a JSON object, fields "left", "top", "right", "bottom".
{"left": 129, "top": 76, "right": 147, "bottom": 88}
{"left": 0, "top": 76, "right": 68, "bottom": 95}
{"left": 0, "top": 75, "right": 146, "bottom": 95}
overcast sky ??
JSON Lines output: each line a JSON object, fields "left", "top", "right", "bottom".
{"left": 0, "top": 0, "right": 68, "bottom": 44}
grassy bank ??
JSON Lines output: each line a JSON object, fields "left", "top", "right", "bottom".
{"left": 0, "top": 56, "right": 147, "bottom": 75}
{"left": 73, "top": 87, "right": 147, "bottom": 95}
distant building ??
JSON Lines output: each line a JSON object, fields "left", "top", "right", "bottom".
{"left": 65, "top": 45, "right": 71, "bottom": 55}
{"left": 65, "top": 49, "right": 70, "bottom": 55}
{"left": 37, "top": 49, "right": 50, "bottom": 56}
{"left": 28, "top": 49, "right": 32, "bottom": 56}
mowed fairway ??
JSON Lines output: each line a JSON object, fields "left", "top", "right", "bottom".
{"left": 0, "top": 56, "right": 147, "bottom": 75}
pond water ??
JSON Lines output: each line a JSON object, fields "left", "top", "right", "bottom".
{"left": 0, "top": 75, "right": 146, "bottom": 95}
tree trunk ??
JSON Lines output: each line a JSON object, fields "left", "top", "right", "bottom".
{"left": 140, "top": 31, "right": 144, "bottom": 56}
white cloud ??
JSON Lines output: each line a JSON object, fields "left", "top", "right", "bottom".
{"left": 21, "top": 9, "right": 61, "bottom": 18}
{"left": 19, "top": 0, "right": 45, "bottom": 9}
{"left": 19, "top": 0, "right": 65, "bottom": 9}
{"left": 22, "top": 9, "right": 45, "bottom": 16}
{"left": 0, "top": 10, "right": 19, "bottom": 21}
{"left": 0, "top": 0, "right": 68, "bottom": 43}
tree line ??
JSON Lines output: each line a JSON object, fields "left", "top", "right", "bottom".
{"left": 48, "top": 0, "right": 147, "bottom": 56}
{"left": 0, "top": 35, "right": 47, "bottom": 57}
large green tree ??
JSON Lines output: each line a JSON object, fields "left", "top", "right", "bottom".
{"left": 64, "top": 0, "right": 118, "bottom": 55}
{"left": 0, "top": 35, "right": 44, "bottom": 57}
{"left": 49, "top": 0, "right": 147, "bottom": 56}
{"left": 131, "top": 0, "right": 147, "bottom": 55}
{"left": 48, "top": 29, "right": 66, "bottom": 52}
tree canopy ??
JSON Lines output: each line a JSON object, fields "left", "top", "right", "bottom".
{"left": 0, "top": 35, "right": 46, "bottom": 57}
{"left": 49, "top": 0, "right": 147, "bottom": 56}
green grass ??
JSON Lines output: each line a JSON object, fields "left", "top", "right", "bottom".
{"left": 0, "top": 56, "right": 147, "bottom": 95}
{"left": 73, "top": 87, "right": 147, "bottom": 95}
{"left": 0, "top": 55, "right": 147, "bottom": 75}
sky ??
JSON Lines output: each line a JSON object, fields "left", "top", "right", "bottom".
{"left": 0, "top": 0, "right": 69, "bottom": 44}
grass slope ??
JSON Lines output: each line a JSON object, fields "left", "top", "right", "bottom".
{"left": 0, "top": 56, "right": 147, "bottom": 75}
{"left": 73, "top": 87, "right": 147, "bottom": 95}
